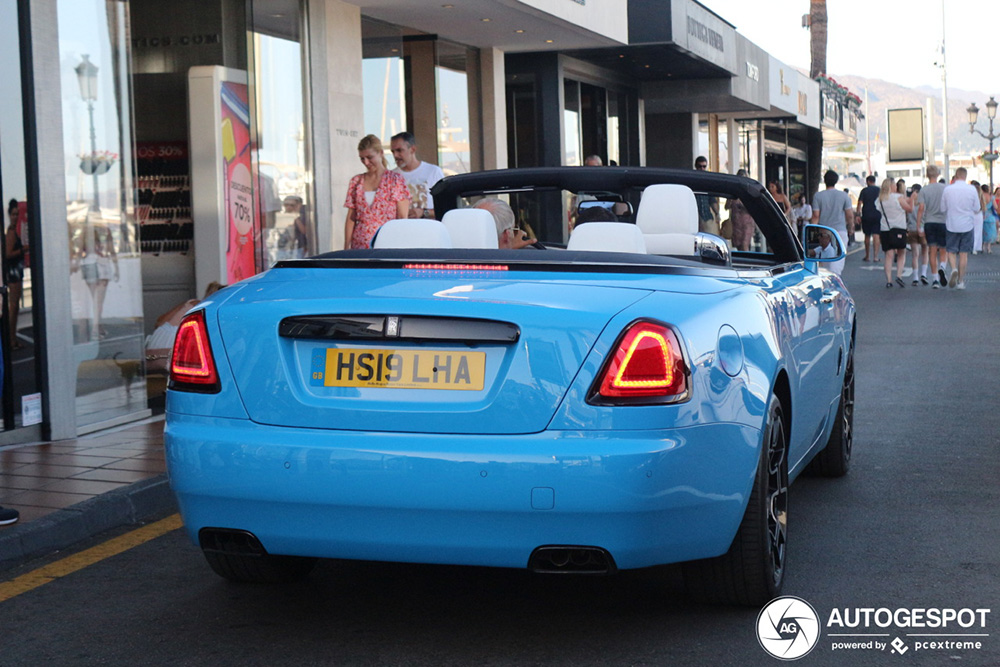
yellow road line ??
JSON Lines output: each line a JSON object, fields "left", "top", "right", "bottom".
{"left": 0, "top": 513, "right": 183, "bottom": 603}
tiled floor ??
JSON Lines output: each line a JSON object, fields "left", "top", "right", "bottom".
{"left": 0, "top": 417, "right": 165, "bottom": 526}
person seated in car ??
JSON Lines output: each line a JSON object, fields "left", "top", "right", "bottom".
{"left": 575, "top": 205, "right": 618, "bottom": 225}
{"left": 145, "top": 281, "right": 226, "bottom": 373}
{"left": 474, "top": 198, "right": 536, "bottom": 249}
{"left": 808, "top": 229, "right": 838, "bottom": 259}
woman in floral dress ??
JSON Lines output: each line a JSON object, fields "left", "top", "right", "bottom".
{"left": 344, "top": 134, "right": 410, "bottom": 249}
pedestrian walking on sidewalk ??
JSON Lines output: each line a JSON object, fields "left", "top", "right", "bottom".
{"left": 917, "top": 165, "right": 948, "bottom": 288}
{"left": 940, "top": 167, "right": 979, "bottom": 289}
{"left": 877, "top": 177, "right": 912, "bottom": 288}
{"left": 985, "top": 186, "right": 1000, "bottom": 254}
{"left": 906, "top": 184, "right": 928, "bottom": 285}
{"left": 857, "top": 175, "right": 882, "bottom": 261}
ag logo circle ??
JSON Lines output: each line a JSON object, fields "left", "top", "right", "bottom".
{"left": 756, "top": 596, "right": 821, "bottom": 660}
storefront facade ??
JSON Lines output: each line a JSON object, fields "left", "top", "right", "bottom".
{"left": 0, "top": 0, "right": 625, "bottom": 443}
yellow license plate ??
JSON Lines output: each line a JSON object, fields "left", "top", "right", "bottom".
{"left": 310, "top": 348, "right": 486, "bottom": 391}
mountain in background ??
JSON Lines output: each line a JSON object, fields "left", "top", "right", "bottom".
{"left": 832, "top": 74, "right": 993, "bottom": 156}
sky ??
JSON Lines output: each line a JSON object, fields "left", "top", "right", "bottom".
{"left": 700, "top": 0, "right": 986, "bottom": 96}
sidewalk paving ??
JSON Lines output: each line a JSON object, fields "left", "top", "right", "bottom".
{"left": 0, "top": 416, "right": 175, "bottom": 568}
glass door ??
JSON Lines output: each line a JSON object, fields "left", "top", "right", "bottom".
{"left": 58, "top": 0, "right": 146, "bottom": 429}
{"left": 248, "top": 0, "right": 314, "bottom": 268}
{"left": 0, "top": 0, "right": 43, "bottom": 433}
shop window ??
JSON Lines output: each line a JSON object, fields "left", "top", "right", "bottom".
{"left": 58, "top": 0, "right": 146, "bottom": 427}
{"left": 435, "top": 41, "right": 473, "bottom": 175}
{"left": 607, "top": 94, "right": 620, "bottom": 166}
{"left": 361, "top": 19, "right": 406, "bottom": 143}
{"left": 506, "top": 78, "right": 540, "bottom": 168}
{"left": 249, "top": 1, "right": 314, "bottom": 267}
{"left": 563, "top": 80, "right": 581, "bottom": 166}
{"left": 0, "top": 0, "right": 42, "bottom": 431}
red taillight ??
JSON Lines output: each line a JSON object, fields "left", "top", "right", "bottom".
{"left": 595, "top": 321, "right": 688, "bottom": 402}
{"left": 169, "top": 311, "right": 220, "bottom": 392}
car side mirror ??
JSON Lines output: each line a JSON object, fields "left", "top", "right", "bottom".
{"left": 803, "top": 224, "right": 845, "bottom": 268}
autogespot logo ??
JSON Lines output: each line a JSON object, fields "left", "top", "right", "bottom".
{"left": 757, "top": 596, "right": 822, "bottom": 660}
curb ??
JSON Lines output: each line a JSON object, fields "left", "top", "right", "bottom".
{"left": 0, "top": 474, "right": 177, "bottom": 569}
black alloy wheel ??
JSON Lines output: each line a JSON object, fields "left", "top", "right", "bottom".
{"left": 683, "top": 394, "right": 788, "bottom": 606}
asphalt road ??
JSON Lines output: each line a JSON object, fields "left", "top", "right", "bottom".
{"left": 2, "top": 250, "right": 998, "bottom": 666}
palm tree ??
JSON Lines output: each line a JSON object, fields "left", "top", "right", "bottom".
{"left": 807, "top": 0, "right": 828, "bottom": 203}
{"left": 809, "top": 0, "right": 827, "bottom": 79}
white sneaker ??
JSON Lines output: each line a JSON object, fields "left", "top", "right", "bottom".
{"left": 956, "top": 281, "right": 966, "bottom": 290}
{"left": 949, "top": 269, "right": 959, "bottom": 288}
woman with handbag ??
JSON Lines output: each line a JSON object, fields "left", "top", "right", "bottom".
{"left": 878, "top": 177, "right": 913, "bottom": 288}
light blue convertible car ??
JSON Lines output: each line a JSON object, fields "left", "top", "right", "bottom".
{"left": 165, "top": 167, "right": 855, "bottom": 606}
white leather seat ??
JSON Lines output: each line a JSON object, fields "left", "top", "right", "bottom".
{"left": 441, "top": 209, "right": 500, "bottom": 249}
{"left": 636, "top": 184, "right": 699, "bottom": 255}
{"left": 372, "top": 219, "right": 453, "bottom": 249}
{"left": 566, "top": 222, "right": 647, "bottom": 254}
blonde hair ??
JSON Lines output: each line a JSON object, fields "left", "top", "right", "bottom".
{"left": 358, "top": 134, "right": 388, "bottom": 168}
{"left": 878, "top": 178, "right": 895, "bottom": 202}
{"left": 204, "top": 281, "right": 226, "bottom": 297}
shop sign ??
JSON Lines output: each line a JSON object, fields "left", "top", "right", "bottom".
{"left": 671, "top": 0, "right": 737, "bottom": 74}
{"left": 745, "top": 61, "right": 759, "bottom": 82}
{"left": 688, "top": 16, "right": 725, "bottom": 53}
{"left": 132, "top": 34, "right": 220, "bottom": 49}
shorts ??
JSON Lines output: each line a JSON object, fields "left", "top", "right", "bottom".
{"left": 81, "top": 262, "right": 99, "bottom": 284}
{"left": 880, "top": 228, "right": 907, "bottom": 251}
{"left": 906, "top": 230, "right": 925, "bottom": 244}
{"left": 946, "top": 230, "right": 974, "bottom": 254}
{"left": 861, "top": 216, "right": 881, "bottom": 236}
{"left": 924, "top": 222, "right": 947, "bottom": 247}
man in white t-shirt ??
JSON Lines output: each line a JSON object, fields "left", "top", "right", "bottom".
{"left": 940, "top": 167, "right": 980, "bottom": 289}
{"left": 390, "top": 132, "right": 445, "bottom": 219}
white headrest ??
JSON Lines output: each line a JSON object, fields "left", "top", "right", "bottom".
{"left": 643, "top": 233, "right": 698, "bottom": 255}
{"left": 441, "top": 209, "right": 500, "bottom": 249}
{"left": 636, "top": 184, "right": 699, "bottom": 235}
{"left": 567, "top": 222, "right": 647, "bottom": 254}
{"left": 372, "top": 219, "right": 452, "bottom": 249}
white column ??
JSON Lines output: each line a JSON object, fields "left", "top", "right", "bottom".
{"left": 480, "top": 48, "right": 507, "bottom": 170}
{"left": 727, "top": 117, "right": 739, "bottom": 174}
{"left": 757, "top": 126, "right": 766, "bottom": 183}
{"left": 691, "top": 113, "right": 701, "bottom": 167}
{"left": 29, "top": 0, "right": 76, "bottom": 439}
{"left": 309, "top": 0, "right": 363, "bottom": 251}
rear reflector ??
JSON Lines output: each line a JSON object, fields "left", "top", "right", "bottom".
{"left": 593, "top": 321, "right": 688, "bottom": 403}
{"left": 169, "top": 311, "right": 220, "bottom": 393}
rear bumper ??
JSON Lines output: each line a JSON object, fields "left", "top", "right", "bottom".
{"left": 165, "top": 414, "right": 760, "bottom": 570}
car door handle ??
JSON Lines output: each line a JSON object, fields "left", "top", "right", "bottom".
{"left": 820, "top": 290, "right": 840, "bottom": 304}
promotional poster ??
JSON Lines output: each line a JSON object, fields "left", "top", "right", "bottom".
{"left": 220, "top": 81, "right": 256, "bottom": 284}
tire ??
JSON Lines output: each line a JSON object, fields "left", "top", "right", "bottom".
{"left": 683, "top": 394, "right": 788, "bottom": 606}
{"left": 806, "top": 344, "right": 854, "bottom": 477}
{"left": 203, "top": 550, "right": 317, "bottom": 584}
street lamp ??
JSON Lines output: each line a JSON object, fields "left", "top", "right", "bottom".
{"left": 74, "top": 54, "right": 100, "bottom": 213}
{"left": 967, "top": 96, "right": 999, "bottom": 192}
